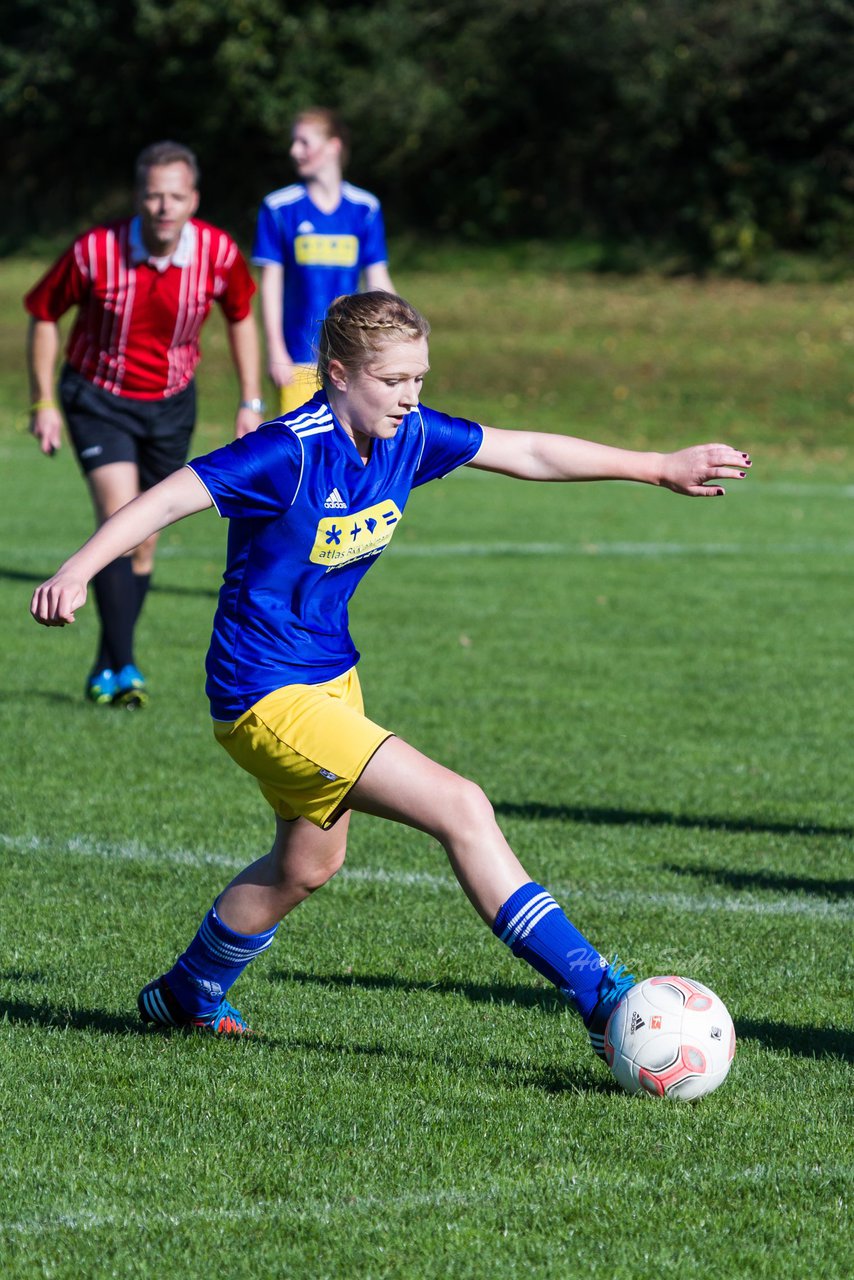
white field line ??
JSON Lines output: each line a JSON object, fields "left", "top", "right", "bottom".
{"left": 0, "top": 832, "right": 239, "bottom": 871}
{"left": 752, "top": 482, "right": 854, "bottom": 498}
{"left": 21, "top": 537, "right": 854, "bottom": 567}
{"left": 462, "top": 475, "right": 854, "bottom": 499}
{"left": 339, "top": 865, "right": 853, "bottom": 921}
{"left": 386, "top": 539, "right": 854, "bottom": 558}
{"left": 1, "top": 833, "right": 851, "bottom": 921}
{"left": 150, "top": 533, "right": 854, "bottom": 560}
{"left": 19, "top": 539, "right": 854, "bottom": 565}
{"left": 1, "top": 1164, "right": 848, "bottom": 1237}
{"left": 14, "top": 481, "right": 854, "bottom": 566}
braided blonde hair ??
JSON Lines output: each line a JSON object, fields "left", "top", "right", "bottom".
{"left": 317, "top": 292, "right": 430, "bottom": 388}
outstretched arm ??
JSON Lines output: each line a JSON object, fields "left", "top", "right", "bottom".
{"left": 469, "top": 426, "right": 751, "bottom": 496}
{"left": 31, "top": 468, "right": 213, "bottom": 626}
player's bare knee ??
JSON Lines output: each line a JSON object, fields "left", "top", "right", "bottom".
{"left": 297, "top": 864, "right": 341, "bottom": 897}
{"left": 132, "top": 535, "right": 158, "bottom": 574}
{"left": 308, "top": 843, "right": 347, "bottom": 891}
{"left": 279, "top": 839, "right": 347, "bottom": 897}
{"left": 439, "top": 775, "right": 496, "bottom": 843}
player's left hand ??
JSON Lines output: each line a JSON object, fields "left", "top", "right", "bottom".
{"left": 660, "top": 444, "right": 752, "bottom": 496}
{"left": 234, "top": 407, "right": 265, "bottom": 439}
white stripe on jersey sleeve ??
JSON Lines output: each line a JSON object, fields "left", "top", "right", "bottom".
{"left": 341, "top": 182, "right": 380, "bottom": 214}
{"left": 289, "top": 404, "right": 334, "bottom": 435}
{"left": 264, "top": 184, "right": 308, "bottom": 209}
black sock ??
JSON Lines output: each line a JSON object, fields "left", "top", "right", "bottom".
{"left": 95, "top": 570, "right": 150, "bottom": 669}
{"left": 91, "top": 557, "right": 137, "bottom": 672}
{"left": 94, "top": 628, "right": 113, "bottom": 673}
{"left": 133, "top": 572, "right": 152, "bottom": 625}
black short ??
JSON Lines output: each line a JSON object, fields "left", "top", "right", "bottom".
{"left": 60, "top": 365, "right": 197, "bottom": 491}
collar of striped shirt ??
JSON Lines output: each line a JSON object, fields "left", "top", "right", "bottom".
{"left": 128, "top": 216, "right": 196, "bottom": 271}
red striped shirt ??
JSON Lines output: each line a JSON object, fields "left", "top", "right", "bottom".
{"left": 24, "top": 218, "right": 255, "bottom": 400}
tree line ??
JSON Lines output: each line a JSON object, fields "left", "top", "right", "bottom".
{"left": 3, "top": 0, "right": 852, "bottom": 269}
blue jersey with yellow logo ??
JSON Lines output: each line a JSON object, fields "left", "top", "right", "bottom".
{"left": 252, "top": 183, "right": 389, "bottom": 363}
{"left": 188, "top": 392, "right": 483, "bottom": 719}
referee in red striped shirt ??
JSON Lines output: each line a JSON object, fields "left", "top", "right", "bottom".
{"left": 24, "top": 141, "right": 266, "bottom": 708}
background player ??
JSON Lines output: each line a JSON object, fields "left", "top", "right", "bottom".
{"left": 253, "top": 107, "right": 394, "bottom": 415}
{"left": 30, "top": 292, "right": 751, "bottom": 1059}
{"left": 25, "top": 140, "right": 266, "bottom": 708}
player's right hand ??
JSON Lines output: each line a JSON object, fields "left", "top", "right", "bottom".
{"left": 30, "top": 574, "right": 87, "bottom": 626}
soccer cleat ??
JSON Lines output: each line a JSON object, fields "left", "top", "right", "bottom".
{"left": 201, "top": 1001, "right": 253, "bottom": 1036}
{"left": 112, "top": 663, "right": 149, "bottom": 709}
{"left": 86, "top": 668, "right": 117, "bottom": 704}
{"left": 138, "top": 975, "right": 252, "bottom": 1036}
{"left": 584, "top": 957, "right": 636, "bottom": 1062}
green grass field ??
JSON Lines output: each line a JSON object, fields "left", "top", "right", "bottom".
{"left": 1, "top": 253, "right": 852, "bottom": 1278}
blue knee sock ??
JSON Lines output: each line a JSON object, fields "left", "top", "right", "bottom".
{"left": 165, "top": 903, "right": 279, "bottom": 1018}
{"left": 493, "top": 882, "right": 607, "bottom": 1022}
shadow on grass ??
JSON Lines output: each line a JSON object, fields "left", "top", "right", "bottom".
{"left": 8, "top": 991, "right": 845, "bottom": 1079}
{"left": 0, "top": 564, "right": 218, "bottom": 601}
{"left": 280, "top": 1034, "right": 611, "bottom": 1096}
{"left": 0, "top": 994, "right": 610, "bottom": 1093}
{"left": 272, "top": 966, "right": 564, "bottom": 1012}
{"left": 664, "top": 863, "right": 854, "bottom": 899}
{"left": 0, "top": 997, "right": 142, "bottom": 1037}
{"left": 0, "top": 566, "right": 44, "bottom": 585}
{"left": 495, "top": 800, "right": 852, "bottom": 840}
{"left": 272, "top": 969, "right": 612, "bottom": 1093}
{"left": 737, "top": 1019, "right": 854, "bottom": 1064}
{"left": 275, "top": 971, "right": 854, "bottom": 1065}
{"left": 0, "top": 689, "right": 81, "bottom": 705}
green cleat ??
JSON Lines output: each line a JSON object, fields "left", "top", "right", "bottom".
{"left": 112, "top": 663, "right": 149, "bottom": 709}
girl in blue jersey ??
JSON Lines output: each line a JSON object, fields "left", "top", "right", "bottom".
{"left": 31, "top": 292, "right": 752, "bottom": 1061}
{"left": 253, "top": 107, "right": 394, "bottom": 415}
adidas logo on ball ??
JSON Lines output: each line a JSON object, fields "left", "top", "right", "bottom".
{"left": 605, "top": 975, "right": 737, "bottom": 1099}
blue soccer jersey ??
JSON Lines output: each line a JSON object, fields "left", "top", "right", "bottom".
{"left": 188, "top": 393, "right": 483, "bottom": 720}
{"left": 252, "top": 183, "right": 389, "bottom": 364}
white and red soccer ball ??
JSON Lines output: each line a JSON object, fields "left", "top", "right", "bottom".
{"left": 605, "top": 975, "right": 736, "bottom": 1100}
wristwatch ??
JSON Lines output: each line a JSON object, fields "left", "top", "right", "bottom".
{"left": 240, "top": 398, "right": 266, "bottom": 413}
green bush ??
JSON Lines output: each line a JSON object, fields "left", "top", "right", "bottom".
{"left": 2, "top": 0, "right": 852, "bottom": 268}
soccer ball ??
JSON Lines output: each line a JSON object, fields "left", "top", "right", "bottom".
{"left": 604, "top": 975, "right": 736, "bottom": 1100}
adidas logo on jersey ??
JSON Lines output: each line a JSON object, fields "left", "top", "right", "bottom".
{"left": 324, "top": 488, "right": 347, "bottom": 509}
{"left": 297, "top": 220, "right": 315, "bottom": 233}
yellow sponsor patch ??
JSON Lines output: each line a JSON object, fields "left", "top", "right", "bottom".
{"left": 310, "top": 500, "right": 402, "bottom": 568}
{"left": 294, "top": 234, "right": 360, "bottom": 267}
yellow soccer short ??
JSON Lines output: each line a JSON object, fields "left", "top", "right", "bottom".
{"left": 279, "top": 364, "right": 321, "bottom": 415}
{"left": 213, "top": 668, "right": 392, "bottom": 829}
